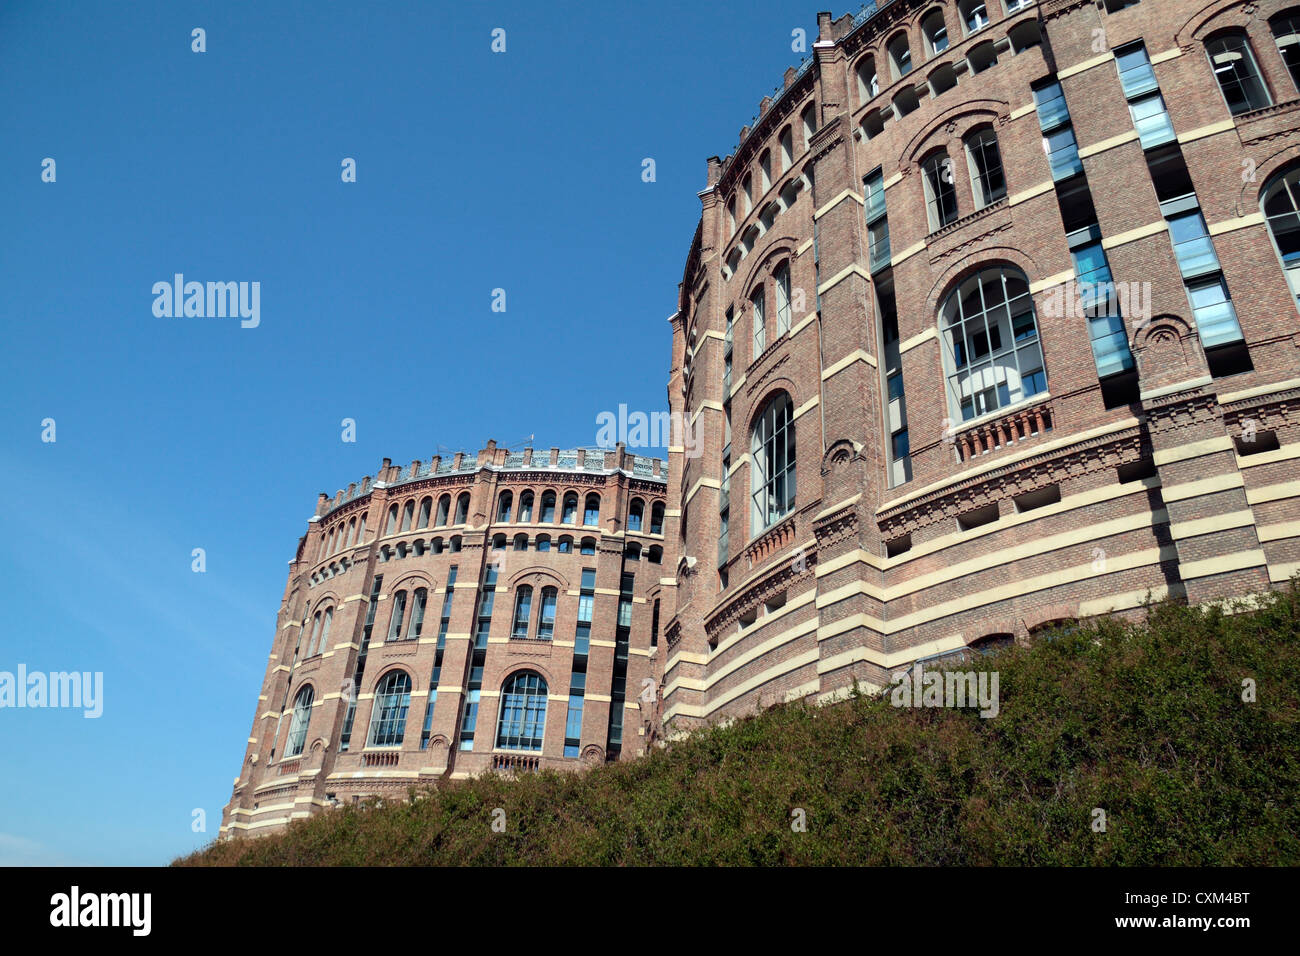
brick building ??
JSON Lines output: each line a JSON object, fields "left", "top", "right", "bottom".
{"left": 221, "top": 443, "right": 668, "bottom": 837}
{"left": 224, "top": 0, "right": 1300, "bottom": 838}
{"left": 659, "top": 0, "right": 1300, "bottom": 732}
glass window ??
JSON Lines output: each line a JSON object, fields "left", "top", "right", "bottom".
{"left": 1129, "top": 93, "right": 1175, "bottom": 148}
{"left": 1115, "top": 42, "right": 1158, "bottom": 98}
{"left": 775, "top": 264, "right": 792, "bottom": 334}
{"left": 1187, "top": 276, "right": 1244, "bottom": 347}
{"left": 496, "top": 671, "right": 548, "bottom": 751}
{"left": 1273, "top": 13, "right": 1300, "bottom": 90}
{"left": 1206, "top": 33, "right": 1272, "bottom": 115}
{"left": 367, "top": 671, "right": 412, "bottom": 747}
{"left": 511, "top": 585, "right": 533, "bottom": 639}
{"left": 1262, "top": 165, "right": 1300, "bottom": 305}
{"left": 583, "top": 493, "right": 600, "bottom": 526}
{"left": 562, "top": 493, "right": 578, "bottom": 524}
{"left": 922, "top": 152, "right": 959, "bottom": 230}
{"left": 1167, "top": 208, "right": 1221, "bottom": 278}
{"left": 286, "top": 685, "right": 314, "bottom": 757}
{"left": 751, "top": 392, "right": 796, "bottom": 530}
{"left": 966, "top": 127, "right": 1007, "bottom": 207}
{"left": 386, "top": 590, "right": 407, "bottom": 641}
{"left": 537, "top": 588, "right": 557, "bottom": 641}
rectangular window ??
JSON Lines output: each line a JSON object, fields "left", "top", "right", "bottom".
{"left": 1070, "top": 237, "right": 1136, "bottom": 378}
{"left": 1033, "top": 80, "right": 1072, "bottom": 132}
{"left": 1115, "top": 42, "right": 1159, "bottom": 98}
{"left": 1043, "top": 126, "right": 1083, "bottom": 180}
{"left": 1128, "top": 92, "right": 1175, "bottom": 148}
{"left": 1187, "top": 276, "right": 1244, "bottom": 347}
{"left": 1164, "top": 202, "right": 1221, "bottom": 278}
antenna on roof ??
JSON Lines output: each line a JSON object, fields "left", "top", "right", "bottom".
{"left": 502, "top": 433, "right": 536, "bottom": 451}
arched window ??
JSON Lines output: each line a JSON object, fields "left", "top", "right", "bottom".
{"left": 801, "top": 102, "right": 816, "bottom": 149}
{"left": 583, "top": 493, "right": 601, "bottom": 526}
{"left": 450, "top": 535, "right": 462, "bottom": 553}
{"left": 356, "top": 514, "right": 366, "bottom": 542}
{"left": 367, "top": 671, "right": 412, "bottom": 747}
{"left": 408, "top": 588, "right": 427, "bottom": 640}
{"left": 497, "top": 490, "right": 513, "bottom": 523}
{"left": 779, "top": 126, "right": 794, "bottom": 171}
{"left": 759, "top": 149, "right": 772, "bottom": 193}
{"left": 496, "top": 671, "right": 548, "bottom": 751}
{"left": 648, "top": 545, "right": 663, "bottom": 564}
{"left": 387, "top": 590, "right": 408, "bottom": 641}
{"left": 540, "top": 491, "right": 556, "bottom": 523}
{"left": 315, "top": 607, "right": 333, "bottom": 655}
{"left": 968, "top": 39, "right": 998, "bottom": 74}
{"left": 1206, "top": 32, "right": 1271, "bottom": 115}
{"left": 286, "top": 685, "right": 314, "bottom": 757}
{"left": 400, "top": 500, "right": 414, "bottom": 532}
{"left": 751, "top": 392, "right": 796, "bottom": 530}
{"left": 513, "top": 533, "right": 529, "bottom": 551}
{"left": 512, "top": 585, "right": 534, "bottom": 639}
{"left": 626, "top": 542, "right": 642, "bottom": 561}
{"left": 492, "top": 533, "right": 507, "bottom": 550}
{"left": 775, "top": 263, "right": 792, "bottom": 334}
{"left": 965, "top": 126, "right": 1006, "bottom": 208}
{"left": 628, "top": 498, "right": 645, "bottom": 532}
{"left": 1273, "top": 11, "right": 1300, "bottom": 91}
{"left": 431, "top": 537, "right": 444, "bottom": 554}
{"left": 922, "top": 8, "right": 949, "bottom": 55}
{"left": 435, "top": 494, "right": 451, "bottom": 526}
{"left": 856, "top": 55, "right": 879, "bottom": 104}
{"left": 922, "top": 150, "right": 959, "bottom": 231}
{"left": 518, "top": 490, "right": 534, "bottom": 523}
{"left": 959, "top": 0, "right": 989, "bottom": 33}
{"left": 1008, "top": 19, "right": 1041, "bottom": 54}
{"left": 536, "top": 534, "right": 551, "bottom": 551}
{"left": 741, "top": 174, "right": 753, "bottom": 216}
{"left": 752, "top": 285, "right": 766, "bottom": 357}
{"left": 558, "top": 535, "right": 574, "bottom": 553}
{"left": 454, "top": 492, "right": 470, "bottom": 524}
{"left": 580, "top": 536, "right": 597, "bottom": 555}
{"left": 939, "top": 266, "right": 1046, "bottom": 422}
{"left": 1262, "top": 165, "right": 1300, "bottom": 307}
{"left": 887, "top": 32, "right": 913, "bottom": 80}
{"left": 562, "top": 492, "right": 578, "bottom": 524}
{"left": 344, "top": 517, "right": 356, "bottom": 549}
{"left": 650, "top": 501, "right": 665, "bottom": 535}
{"left": 537, "top": 587, "right": 557, "bottom": 641}
{"left": 385, "top": 504, "right": 399, "bottom": 536}
{"left": 417, "top": 497, "right": 432, "bottom": 529}
{"left": 307, "top": 612, "right": 322, "bottom": 657}
{"left": 969, "top": 633, "right": 1015, "bottom": 655}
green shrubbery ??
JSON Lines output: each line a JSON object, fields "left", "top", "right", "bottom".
{"left": 178, "top": 584, "right": 1300, "bottom": 866}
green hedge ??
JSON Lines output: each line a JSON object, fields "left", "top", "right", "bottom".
{"left": 178, "top": 583, "right": 1300, "bottom": 866}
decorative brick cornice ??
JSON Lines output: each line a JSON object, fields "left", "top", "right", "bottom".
{"left": 705, "top": 544, "right": 817, "bottom": 637}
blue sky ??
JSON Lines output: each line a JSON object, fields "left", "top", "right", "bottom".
{"left": 0, "top": 1, "right": 820, "bottom": 864}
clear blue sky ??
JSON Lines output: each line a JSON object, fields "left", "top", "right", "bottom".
{"left": 0, "top": 1, "right": 821, "bottom": 864}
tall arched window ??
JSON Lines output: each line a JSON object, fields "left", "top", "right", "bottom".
{"left": 540, "top": 490, "right": 556, "bottom": 522}
{"left": 454, "top": 492, "right": 470, "bottom": 524}
{"left": 1206, "top": 32, "right": 1271, "bottom": 115}
{"left": 1272, "top": 11, "right": 1300, "bottom": 91}
{"left": 775, "top": 263, "right": 792, "bottom": 334}
{"left": 752, "top": 286, "right": 767, "bottom": 357}
{"left": 367, "top": 671, "right": 412, "bottom": 747}
{"left": 751, "top": 392, "right": 796, "bottom": 531}
{"left": 939, "top": 266, "right": 1047, "bottom": 422}
{"left": 400, "top": 500, "right": 415, "bottom": 532}
{"left": 435, "top": 494, "right": 451, "bottom": 526}
{"left": 344, "top": 517, "right": 356, "bottom": 549}
{"left": 801, "top": 102, "right": 817, "bottom": 149}
{"left": 385, "top": 504, "right": 399, "bottom": 535}
{"left": 513, "top": 533, "right": 529, "bottom": 551}
{"left": 286, "top": 685, "right": 314, "bottom": 757}
{"left": 780, "top": 126, "right": 794, "bottom": 171}
{"left": 562, "top": 492, "right": 578, "bottom": 524}
{"left": 628, "top": 498, "right": 645, "bottom": 531}
{"left": 511, "top": 585, "right": 534, "bottom": 639}
{"left": 408, "top": 588, "right": 427, "bottom": 640}
{"left": 496, "top": 671, "right": 548, "bottom": 751}
{"left": 1262, "top": 165, "right": 1300, "bottom": 308}
{"left": 497, "top": 490, "right": 513, "bottom": 523}
{"left": 313, "top": 607, "right": 333, "bottom": 655}
{"left": 922, "top": 8, "right": 949, "bottom": 55}
{"left": 922, "top": 150, "right": 959, "bottom": 231}
{"left": 307, "top": 612, "right": 322, "bottom": 657}
{"left": 356, "top": 514, "right": 366, "bottom": 542}
{"left": 387, "top": 590, "right": 407, "bottom": 641}
{"left": 417, "top": 497, "right": 432, "bottom": 529}
{"left": 650, "top": 501, "right": 665, "bottom": 535}
{"left": 518, "top": 490, "right": 534, "bottom": 523}
{"left": 583, "top": 493, "right": 601, "bottom": 526}
{"left": 537, "top": 587, "right": 557, "bottom": 641}
{"left": 888, "top": 32, "right": 913, "bottom": 80}
{"left": 965, "top": 126, "right": 1006, "bottom": 208}
{"left": 959, "top": 0, "right": 989, "bottom": 33}
{"left": 856, "top": 55, "right": 879, "bottom": 104}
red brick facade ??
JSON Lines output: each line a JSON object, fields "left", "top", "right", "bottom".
{"left": 659, "top": 0, "right": 1300, "bottom": 733}
{"left": 221, "top": 443, "right": 667, "bottom": 837}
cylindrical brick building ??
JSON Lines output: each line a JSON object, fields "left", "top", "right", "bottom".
{"left": 660, "top": 0, "right": 1300, "bottom": 732}
{"left": 221, "top": 442, "right": 668, "bottom": 837}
